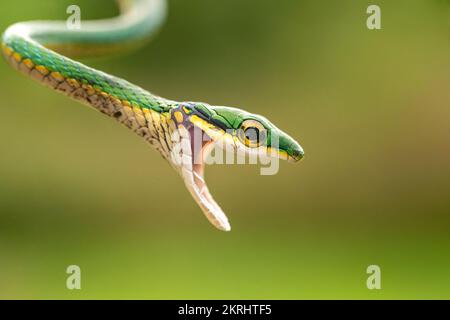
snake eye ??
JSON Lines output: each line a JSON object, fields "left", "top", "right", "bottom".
{"left": 238, "top": 120, "right": 267, "bottom": 148}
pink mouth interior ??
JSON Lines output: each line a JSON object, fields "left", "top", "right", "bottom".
{"left": 186, "top": 126, "right": 230, "bottom": 231}
{"left": 190, "top": 126, "right": 213, "bottom": 195}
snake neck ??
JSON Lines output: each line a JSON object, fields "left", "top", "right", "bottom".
{"left": 1, "top": 0, "right": 235, "bottom": 231}
{"left": 2, "top": 35, "right": 178, "bottom": 157}
{"left": 1, "top": 0, "right": 176, "bottom": 160}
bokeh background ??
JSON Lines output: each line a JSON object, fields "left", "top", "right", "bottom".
{"left": 0, "top": 0, "right": 449, "bottom": 299}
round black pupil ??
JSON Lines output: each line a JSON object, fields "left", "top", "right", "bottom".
{"left": 244, "top": 127, "right": 259, "bottom": 142}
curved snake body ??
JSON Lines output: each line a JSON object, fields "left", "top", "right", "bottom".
{"left": 1, "top": 0, "right": 304, "bottom": 231}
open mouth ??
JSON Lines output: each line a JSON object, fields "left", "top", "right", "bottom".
{"left": 174, "top": 116, "right": 301, "bottom": 232}
{"left": 177, "top": 125, "right": 231, "bottom": 231}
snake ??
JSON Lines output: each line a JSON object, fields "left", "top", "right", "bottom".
{"left": 1, "top": 0, "right": 304, "bottom": 231}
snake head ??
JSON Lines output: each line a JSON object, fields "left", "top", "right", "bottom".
{"left": 169, "top": 102, "right": 304, "bottom": 231}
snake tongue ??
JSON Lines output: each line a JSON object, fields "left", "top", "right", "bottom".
{"left": 179, "top": 127, "right": 231, "bottom": 231}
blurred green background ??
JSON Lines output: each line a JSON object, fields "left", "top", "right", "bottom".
{"left": 0, "top": 0, "right": 449, "bottom": 299}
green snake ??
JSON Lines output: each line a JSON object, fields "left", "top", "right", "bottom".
{"left": 1, "top": 0, "right": 304, "bottom": 231}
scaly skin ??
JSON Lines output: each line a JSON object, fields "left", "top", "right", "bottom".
{"left": 1, "top": 0, "right": 304, "bottom": 231}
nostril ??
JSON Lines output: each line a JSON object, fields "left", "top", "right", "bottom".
{"left": 293, "top": 149, "right": 304, "bottom": 159}
{"left": 289, "top": 143, "right": 304, "bottom": 161}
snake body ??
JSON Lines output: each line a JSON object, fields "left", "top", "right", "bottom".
{"left": 1, "top": 0, "right": 304, "bottom": 231}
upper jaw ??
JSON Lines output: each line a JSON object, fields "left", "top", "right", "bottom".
{"left": 170, "top": 111, "right": 303, "bottom": 231}
{"left": 287, "top": 141, "right": 305, "bottom": 162}
{"left": 288, "top": 148, "right": 304, "bottom": 162}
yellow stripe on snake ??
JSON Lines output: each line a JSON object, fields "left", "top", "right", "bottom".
{"left": 1, "top": 0, "right": 304, "bottom": 231}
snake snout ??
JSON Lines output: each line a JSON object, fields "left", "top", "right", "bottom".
{"left": 288, "top": 142, "right": 304, "bottom": 162}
